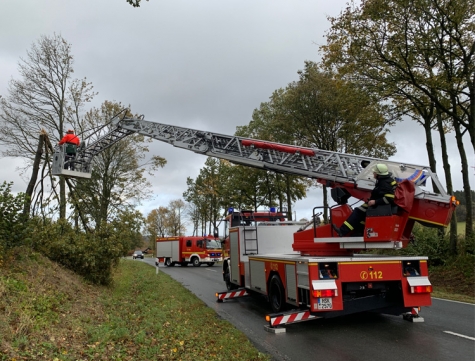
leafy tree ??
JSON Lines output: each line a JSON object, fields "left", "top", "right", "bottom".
{"left": 165, "top": 199, "right": 186, "bottom": 236}
{"left": 237, "top": 62, "right": 395, "bottom": 221}
{"left": 321, "top": 0, "right": 474, "bottom": 247}
{"left": 184, "top": 158, "right": 235, "bottom": 235}
{"left": 284, "top": 62, "right": 397, "bottom": 158}
{"left": 145, "top": 207, "right": 169, "bottom": 247}
{"left": 183, "top": 176, "right": 206, "bottom": 235}
{"left": 0, "top": 34, "right": 96, "bottom": 219}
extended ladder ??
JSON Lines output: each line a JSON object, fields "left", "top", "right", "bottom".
{"left": 115, "top": 116, "right": 448, "bottom": 199}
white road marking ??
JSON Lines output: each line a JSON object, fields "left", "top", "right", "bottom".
{"left": 433, "top": 297, "right": 475, "bottom": 306}
{"left": 443, "top": 331, "right": 475, "bottom": 341}
{"left": 205, "top": 268, "right": 218, "bottom": 272}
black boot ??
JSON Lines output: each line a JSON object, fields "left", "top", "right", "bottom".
{"left": 332, "top": 224, "right": 343, "bottom": 237}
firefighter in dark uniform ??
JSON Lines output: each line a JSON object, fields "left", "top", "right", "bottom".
{"left": 333, "top": 163, "right": 397, "bottom": 237}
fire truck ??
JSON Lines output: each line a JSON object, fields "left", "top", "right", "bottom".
{"left": 52, "top": 111, "right": 457, "bottom": 328}
{"left": 156, "top": 235, "right": 223, "bottom": 267}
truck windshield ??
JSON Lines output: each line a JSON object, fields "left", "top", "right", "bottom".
{"left": 206, "top": 239, "right": 221, "bottom": 249}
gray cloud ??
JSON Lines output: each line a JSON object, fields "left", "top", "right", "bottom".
{"left": 1, "top": 0, "right": 472, "bottom": 229}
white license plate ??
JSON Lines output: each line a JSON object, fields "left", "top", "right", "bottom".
{"left": 317, "top": 297, "right": 333, "bottom": 309}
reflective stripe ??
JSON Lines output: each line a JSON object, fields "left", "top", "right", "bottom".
{"left": 383, "top": 198, "right": 390, "bottom": 204}
{"left": 357, "top": 203, "right": 368, "bottom": 212}
{"left": 385, "top": 194, "right": 395, "bottom": 198}
{"left": 344, "top": 221, "right": 354, "bottom": 230}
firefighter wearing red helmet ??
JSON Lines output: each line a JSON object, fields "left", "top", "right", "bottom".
{"left": 333, "top": 163, "right": 397, "bottom": 237}
{"left": 58, "top": 129, "right": 80, "bottom": 170}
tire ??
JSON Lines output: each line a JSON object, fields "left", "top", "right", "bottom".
{"left": 192, "top": 257, "right": 201, "bottom": 267}
{"left": 164, "top": 258, "right": 172, "bottom": 267}
{"left": 268, "top": 275, "right": 286, "bottom": 313}
{"left": 207, "top": 262, "right": 215, "bottom": 267}
{"left": 224, "top": 265, "right": 237, "bottom": 290}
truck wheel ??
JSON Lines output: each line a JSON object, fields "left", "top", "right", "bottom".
{"left": 164, "top": 258, "right": 172, "bottom": 267}
{"left": 224, "top": 266, "right": 237, "bottom": 290}
{"left": 269, "top": 275, "right": 286, "bottom": 313}
{"left": 207, "top": 262, "right": 215, "bottom": 267}
{"left": 192, "top": 257, "right": 201, "bottom": 267}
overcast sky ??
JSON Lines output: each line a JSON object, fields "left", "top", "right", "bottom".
{"left": 1, "top": 0, "right": 473, "bottom": 231}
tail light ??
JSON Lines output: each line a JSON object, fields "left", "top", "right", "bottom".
{"left": 411, "top": 285, "right": 433, "bottom": 294}
{"left": 313, "top": 289, "right": 337, "bottom": 298}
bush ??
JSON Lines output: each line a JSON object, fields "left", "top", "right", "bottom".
{"left": 367, "top": 224, "right": 452, "bottom": 266}
{"left": 0, "top": 182, "right": 32, "bottom": 267}
{"left": 398, "top": 225, "right": 451, "bottom": 266}
{"left": 0, "top": 181, "right": 31, "bottom": 250}
{"left": 32, "top": 219, "right": 125, "bottom": 285}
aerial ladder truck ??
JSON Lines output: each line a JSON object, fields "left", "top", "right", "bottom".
{"left": 52, "top": 112, "right": 457, "bottom": 329}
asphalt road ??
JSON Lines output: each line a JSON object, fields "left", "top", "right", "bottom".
{"left": 138, "top": 258, "right": 475, "bottom": 361}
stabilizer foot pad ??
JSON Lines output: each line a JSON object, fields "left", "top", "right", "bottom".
{"left": 264, "top": 325, "right": 286, "bottom": 334}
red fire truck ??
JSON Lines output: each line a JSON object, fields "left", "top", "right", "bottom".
{"left": 52, "top": 113, "right": 457, "bottom": 329}
{"left": 156, "top": 235, "right": 223, "bottom": 267}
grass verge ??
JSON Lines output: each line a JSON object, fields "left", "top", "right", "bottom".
{"left": 429, "top": 254, "right": 475, "bottom": 304}
{"left": 0, "top": 251, "right": 270, "bottom": 361}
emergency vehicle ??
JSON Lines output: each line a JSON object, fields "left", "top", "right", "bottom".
{"left": 156, "top": 235, "right": 223, "bottom": 267}
{"left": 52, "top": 112, "right": 457, "bottom": 328}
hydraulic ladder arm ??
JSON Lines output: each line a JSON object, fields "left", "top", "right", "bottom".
{"left": 52, "top": 114, "right": 456, "bottom": 229}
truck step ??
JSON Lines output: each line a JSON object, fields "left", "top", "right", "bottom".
{"left": 216, "top": 288, "right": 249, "bottom": 302}
{"left": 265, "top": 309, "right": 320, "bottom": 329}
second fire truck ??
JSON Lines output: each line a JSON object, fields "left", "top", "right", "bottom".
{"left": 156, "top": 235, "right": 223, "bottom": 267}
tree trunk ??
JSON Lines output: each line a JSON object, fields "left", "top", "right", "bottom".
{"left": 24, "top": 133, "right": 45, "bottom": 217}
{"left": 454, "top": 122, "right": 473, "bottom": 241}
{"left": 286, "top": 175, "right": 293, "bottom": 221}
{"left": 424, "top": 116, "right": 440, "bottom": 194}
{"left": 436, "top": 112, "right": 457, "bottom": 254}
{"left": 323, "top": 184, "right": 328, "bottom": 224}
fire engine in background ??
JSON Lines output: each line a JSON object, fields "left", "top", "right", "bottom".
{"left": 156, "top": 235, "right": 223, "bottom": 267}
{"left": 52, "top": 112, "right": 457, "bottom": 329}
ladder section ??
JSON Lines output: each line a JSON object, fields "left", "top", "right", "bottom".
{"left": 240, "top": 210, "right": 259, "bottom": 255}
{"left": 117, "top": 117, "right": 446, "bottom": 197}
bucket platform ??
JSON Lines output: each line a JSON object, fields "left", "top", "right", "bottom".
{"left": 51, "top": 145, "right": 92, "bottom": 179}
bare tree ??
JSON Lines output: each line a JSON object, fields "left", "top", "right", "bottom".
{"left": 0, "top": 34, "right": 96, "bottom": 219}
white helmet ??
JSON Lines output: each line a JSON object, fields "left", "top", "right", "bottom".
{"left": 372, "top": 163, "right": 389, "bottom": 176}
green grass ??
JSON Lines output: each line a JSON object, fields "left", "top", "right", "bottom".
{"left": 429, "top": 254, "right": 475, "bottom": 304}
{"left": 0, "top": 252, "right": 270, "bottom": 361}
{"left": 1, "top": 248, "right": 473, "bottom": 360}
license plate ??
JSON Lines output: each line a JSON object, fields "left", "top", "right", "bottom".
{"left": 317, "top": 297, "right": 333, "bottom": 309}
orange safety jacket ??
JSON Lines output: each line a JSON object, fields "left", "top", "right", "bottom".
{"left": 58, "top": 134, "right": 80, "bottom": 145}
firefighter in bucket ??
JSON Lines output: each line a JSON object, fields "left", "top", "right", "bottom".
{"left": 58, "top": 129, "right": 80, "bottom": 170}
